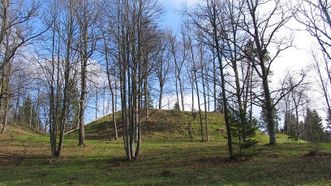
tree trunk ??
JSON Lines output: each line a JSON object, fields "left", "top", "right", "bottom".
{"left": 0, "top": 63, "right": 9, "bottom": 134}
{"left": 95, "top": 87, "right": 98, "bottom": 119}
{"left": 78, "top": 56, "right": 87, "bottom": 147}
{"left": 144, "top": 77, "right": 149, "bottom": 120}
{"left": 0, "top": 96, "right": 9, "bottom": 134}
{"left": 104, "top": 36, "right": 118, "bottom": 140}
{"left": 189, "top": 38, "right": 205, "bottom": 142}
{"left": 212, "top": 47, "right": 217, "bottom": 112}
{"left": 29, "top": 102, "right": 33, "bottom": 128}
{"left": 191, "top": 75, "right": 195, "bottom": 112}
{"left": 158, "top": 81, "right": 163, "bottom": 110}
{"left": 111, "top": 85, "right": 118, "bottom": 140}
{"left": 179, "top": 76, "right": 185, "bottom": 111}
{"left": 262, "top": 76, "right": 276, "bottom": 145}
{"left": 175, "top": 67, "right": 180, "bottom": 109}
{"left": 200, "top": 49, "right": 209, "bottom": 142}
{"left": 194, "top": 68, "right": 204, "bottom": 142}
{"left": 54, "top": 3, "right": 74, "bottom": 157}
{"left": 211, "top": 3, "right": 234, "bottom": 159}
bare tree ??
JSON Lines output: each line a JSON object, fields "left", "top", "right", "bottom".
{"left": 188, "top": 0, "right": 234, "bottom": 158}
{"left": 0, "top": 0, "right": 46, "bottom": 133}
{"left": 156, "top": 32, "right": 171, "bottom": 110}
{"left": 104, "top": 0, "right": 161, "bottom": 160}
{"left": 281, "top": 73, "right": 308, "bottom": 140}
{"left": 289, "top": 77, "right": 307, "bottom": 140}
{"left": 297, "top": 0, "right": 331, "bottom": 120}
{"left": 101, "top": 27, "right": 119, "bottom": 140}
{"left": 199, "top": 45, "right": 209, "bottom": 142}
{"left": 188, "top": 34, "right": 205, "bottom": 142}
{"left": 218, "top": 0, "right": 253, "bottom": 143}
{"left": 242, "top": 0, "right": 296, "bottom": 145}
{"left": 74, "top": 0, "right": 100, "bottom": 147}
{"left": 169, "top": 32, "right": 187, "bottom": 111}
{"left": 41, "top": 0, "right": 78, "bottom": 157}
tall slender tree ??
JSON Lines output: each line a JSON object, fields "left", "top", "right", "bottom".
{"left": 75, "top": 0, "right": 100, "bottom": 147}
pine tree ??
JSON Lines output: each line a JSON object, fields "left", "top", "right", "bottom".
{"left": 143, "top": 89, "right": 154, "bottom": 109}
{"left": 215, "top": 92, "right": 224, "bottom": 113}
{"left": 19, "top": 96, "right": 39, "bottom": 129}
{"left": 229, "top": 109, "right": 258, "bottom": 152}
{"left": 173, "top": 101, "right": 180, "bottom": 111}
{"left": 283, "top": 111, "right": 297, "bottom": 137}
{"left": 304, "top": 109, "right": 324, "bottom": 152}
{"left": 325, "top": 110, "right": 331, "bottom": 142}
{"left": 326, "top": 109, "right": 331, "bottom": 133}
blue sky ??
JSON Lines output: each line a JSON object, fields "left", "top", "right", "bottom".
{"left": 154, "top": 0, "right": 327, "bottom": 124}
{"left": 80, "top": 0, "right": 195, "bottom": 123}
{"left": 159, "top": 0, "right": 197, "bottom": 31}
{"left": 84, "top": 0, "right": 327, "bottom": 125}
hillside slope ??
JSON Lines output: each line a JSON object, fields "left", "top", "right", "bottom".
{"left": 0, "top": 124, "right": 43, "bottom": 139}
{"left": 69, "top": 110, "right": 224, "bottom": 141}
{"left": 72, "top": 109, "right": 299, "bottom": 144}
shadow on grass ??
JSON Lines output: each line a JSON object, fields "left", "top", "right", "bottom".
{"left": 1, "top": 130, "right": 331, "bottom": 186}
{"left": 0, "top": 152, "right": 50, "bottom": 167}
{"left": 0, "top": 142, "right": 330, "bottom": 185}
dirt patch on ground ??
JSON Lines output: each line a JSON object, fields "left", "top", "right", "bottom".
{"left": 195, "top": 155, "right": 255, "bottom": 167}
{"left": 160, "top": 170, "right": 176, "bottom": 177}
{"left": 303, "top": 151, "right": 331, "bottom": 158}
{"left": 108, "top": 157, "right": 130, "bottom": 167}
{"left": 195, "top": 156, "right": 241, "bottom": 165}
{"left": 196, "top": 157, "right": 227, "bottom": 165}
{"left": 0, "top": 153, "right": 25, "bottom": 166}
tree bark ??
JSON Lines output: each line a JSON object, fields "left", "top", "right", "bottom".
{"left": 210, "top": 1, "right": 234, "bottom": 159}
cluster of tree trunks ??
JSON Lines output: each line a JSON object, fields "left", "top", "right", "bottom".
{"left": 2, "top": 0, "right": 331, "bottom": 161}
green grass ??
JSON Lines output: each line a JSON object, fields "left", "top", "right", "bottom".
{"left": 69, "top": 109, "right": 304, "bottom": 145}
{"left": 70, "top": 110, "right": 242, "bottom": 142}
{"left": 1, "top": 111, "right": 331, "bottom": 185}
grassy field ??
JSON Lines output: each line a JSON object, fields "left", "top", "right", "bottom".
{"left": 0, "top": 110, "right": 331, "bottom": 185}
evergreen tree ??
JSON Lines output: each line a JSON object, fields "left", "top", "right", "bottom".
{"left": 173, "top": 101, "right": 180, "bottom": 111}
{"left": 143, "top": 89, "right": 154, "bottom": 109}
{"left": 326, "top": 109, "right": 331, "bottom": 133}
{"left": 283, "top": 111, "right": 297, "bottom": 137}
{"left": 18, "top": 96, "right": 39, "bottom": 129}
{"left": 215, "top": 92, "right": 224, "bottom": 113}
{"left": 229, "top": 109, "right": 258, "bottom": 152}
{"left": 304, "top": 109, "right": 324, "bottom": 151}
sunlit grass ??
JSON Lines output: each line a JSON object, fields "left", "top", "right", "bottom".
{"left": 0, "top": 114, "right": 330, "bottom": 185}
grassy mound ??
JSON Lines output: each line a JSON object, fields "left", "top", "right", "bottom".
{"left": 68, "top": 110, "right": 227, "bottom": 141}
{"left": 0, "top": 124, "right": 43, "bottom": 139}
{"left": 68, "top": 109, "right": 302, "bottom": 145}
